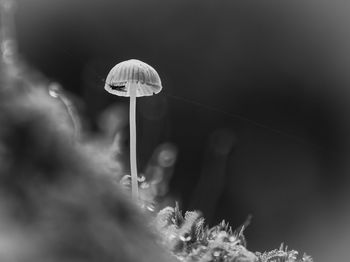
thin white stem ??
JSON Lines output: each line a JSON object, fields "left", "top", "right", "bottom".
{"left": 129, "top": 82, "right": 138, "bottom": 200}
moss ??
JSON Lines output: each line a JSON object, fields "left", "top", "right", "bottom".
{"left": 154, "top": 205, "right": 313, "bottom": 262}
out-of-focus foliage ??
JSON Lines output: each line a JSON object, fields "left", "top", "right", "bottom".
{"left": 0, "top": 64, "right": 176, "bottom": 262}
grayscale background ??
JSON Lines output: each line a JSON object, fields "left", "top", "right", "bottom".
{"left": 15, "top": 1, "right": 350, "bottom": 261}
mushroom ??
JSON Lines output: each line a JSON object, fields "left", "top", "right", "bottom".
{"left": 104, "top": 59, "right": 162, "bottom": 200}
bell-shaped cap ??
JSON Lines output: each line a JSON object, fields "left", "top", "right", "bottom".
{"left": 104, "top": 59, "right": 162, "bottom": 97}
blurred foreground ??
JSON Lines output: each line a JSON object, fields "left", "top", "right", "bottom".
{"left": 0, "top": 76, "right": 178, "bottom": 262}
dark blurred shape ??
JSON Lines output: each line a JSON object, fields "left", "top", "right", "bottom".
{"left": 157, "top": 143, "right": 177, "bottom": 168}
{"left": 189, "top": 128, "right": 236, "bottom": 224}
{"left": 139, "top": 95, "right": 168, "bottom": 121}
{"left": 139, "top": 143, "right": 178, "bottom": 209}
{"left": 209, "top": 128, "right": 237, "bottom": 156}
{"left": 97, "top": 103, "right": 128, "bottom": 144}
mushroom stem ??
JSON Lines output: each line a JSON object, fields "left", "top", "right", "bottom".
{"left": 129, "top": 82, "right": 139, "bottom": 200}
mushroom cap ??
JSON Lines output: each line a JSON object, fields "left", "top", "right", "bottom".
{"left": 104, "top": 59, "right": 162, "bottom": 97}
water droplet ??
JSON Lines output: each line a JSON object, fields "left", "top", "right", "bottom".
{"left": 180, "top": 235, "right": 191, "bottom": 242}
{"left": 137, "top": 175, "right": 146, "bottom": 182}
{"left": 48, "top": 83, "right": 62, "bottom": 98}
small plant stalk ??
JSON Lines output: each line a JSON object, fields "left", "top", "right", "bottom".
{"left": 49, "top": 84, "right": 81, "bottom": 141}
{"left": 61, "top": 96, "right": 81, "bottom": 141}
{"left": 129, "top": 83, "right": 139, "bottom": 200}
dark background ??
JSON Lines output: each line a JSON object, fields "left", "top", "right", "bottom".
{"left": 15, "top": 0, "right": 350, "bottom": 261}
